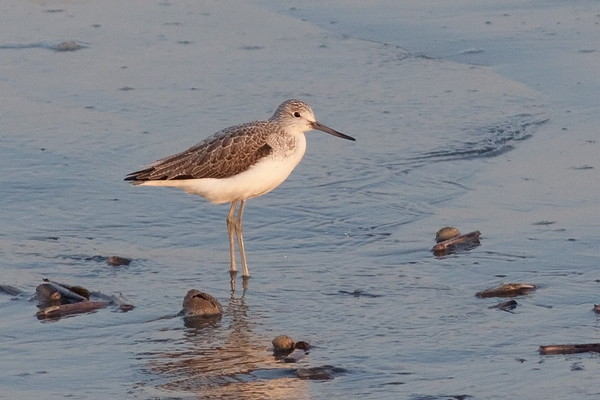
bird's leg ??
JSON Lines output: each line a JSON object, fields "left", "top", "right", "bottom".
{"left": 235, "top": 200, "right": 250, "bottom": 277}
{"left": 227, "top": 201, "right": 238, "bottom": 274}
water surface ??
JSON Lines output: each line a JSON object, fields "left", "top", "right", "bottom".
{"left": 1, "top": 1, "right": 598, "bottom": 399}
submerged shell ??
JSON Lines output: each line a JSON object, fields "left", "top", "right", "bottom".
{"left": 182, "top": 290, "right": 222, "bottom": 317}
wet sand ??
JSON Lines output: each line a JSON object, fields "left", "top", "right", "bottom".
{"left": 1, "top": 1, "right": 599, "bottom": 399}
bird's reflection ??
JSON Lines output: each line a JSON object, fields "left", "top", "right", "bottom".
{"left": 229, "top": 272, "right": 249, "bottom": 294}
{"left": 144, "top": 290, "right": 307, "bottom": 399}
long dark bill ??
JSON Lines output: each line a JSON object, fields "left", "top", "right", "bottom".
{"left": 311, "top": 121, "right": 356, "bottom": 141}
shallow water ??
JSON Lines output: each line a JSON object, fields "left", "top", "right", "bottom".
{"left": 1, "top": 1, "right": 599, "bottom": 399}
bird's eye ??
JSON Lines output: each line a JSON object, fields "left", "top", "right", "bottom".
{"left": 293, "top": 111, "right": 301, "bottom": 118}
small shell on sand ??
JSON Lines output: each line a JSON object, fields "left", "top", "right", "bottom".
{"left": 107, "top": 256, "right": 131, "bottom": 266}
{"left": 182, "top": 290, "right": 222, "bottom": 317}
{"left": 42, "top": 279, "right": 89, "bottom": 301}
{"left": 55, "top": 40, "right": 86, "bottom": 51}
{"left": 476, "top": 283, "right": 536, "bottom": 298}
{"left": 272, "top": 335, "right": 295, "bottom": 353}
{"left": 435, "top": 227, "right": 461, "bottom": 243}
{"left": 36, "top": 283, "right": 62, "bottom": 302}
{"left": 293, "top": 341, "right": 310, "bottom": 351}
{"left": 273, "top": 336, "right": 311, "bottom": 362}
{"left": 432, "top": 229, "right": 481, "bottom": 255}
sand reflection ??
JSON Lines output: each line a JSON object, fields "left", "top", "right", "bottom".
{"left": 146, "top": 293, "right": 308, "bottom": 399}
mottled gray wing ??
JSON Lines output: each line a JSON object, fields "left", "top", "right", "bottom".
{"left": 125, "top": 121, "right": 274, "bottom": 183}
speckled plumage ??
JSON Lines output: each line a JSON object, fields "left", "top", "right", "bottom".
{"left": 126, "top": 122, "right": 275, "bottom": 182}
{"left": 125, "top": 100, "right": 321, "bottom": 183}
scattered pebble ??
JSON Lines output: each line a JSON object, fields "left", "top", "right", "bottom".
{"left": 458, "top": 47, "right": 485, "bottom": 55}
{"left": 182, "top": 290, "right": 222, "bottom": 317}
{"left": 239, "top": 45, "right": 264, "bottom": 50}
{"left": 36, "top": 301, "right": 109, "bottom": 320}
{"left": 0, "top": 40, "right": 88, "bottom": 51}
{"left": 0, "top": 284, "right": 23, "bottom": 296}
{"left": 55, "top": 40, "right": 86, "bottom": 51}
{"left": 540, "top": 343, "right": 600, "bottom": 355}
{"left": 42, "top": 279, "right": 89, "bottom": 302}
{"left": 476, "top": 283, "right": 536, "bottom": 299}
{"left": 7, "top": 278, "right": 131, "bottom": 320}
{"left": 272, "top": 335, "right": 310, "bottom": 362}
{"left": 107, "top": 256, "right": 131, "bottom": 266}
{"left": 36, "top": 283, "right": 62, "bottom": 303}
{"left": 432, "top": 228, "right": 481, "bottom": 255}
{"left": 436, "top": 227, "right": 461, "bottom": 243}
{"left": 338, "top": 289, "right": 381, "bottom": 298}
{"left": 532, "top": 220, "right": 555, "bottom": 226}
{"left": 272, "top": 335, "right": 294, "bottom": 353}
